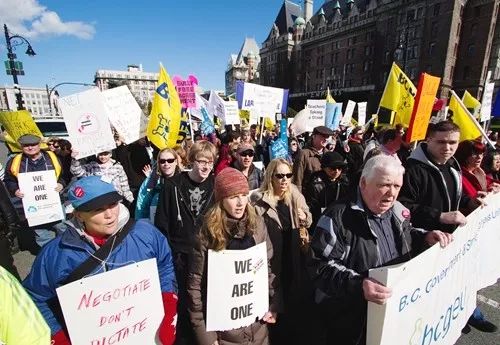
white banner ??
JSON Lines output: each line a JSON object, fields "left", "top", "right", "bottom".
{"left": 240, "top": 83, "right": 285, "bottom": 118}
{"left": 102, "top": 86, "right": 148, "bottom": 144}
{"left": 206, "top": 242, "right": 269, "bottom": 332}
{"left": 224, "top": 101, "right": 241, "bottom": 125}
{"left": 306, "top": 99, "right": 327, "bottom": 132}
{"left": 357, "top": 102, "right": 367, "bottom": 126}
{"left": 59, "top": 88, "right": 116, "bottom": 159}
{"left": 56, "top": 258, "right": 164, "bottom": 345}
{"left": 17, "top": 170, "right": 63, "bottom": 226}
{"left": 209, "top": 90, "right": 226, "bottom": 123}
{"left": 480, "top": 82, "right": 495, "bottom": 122}
{"left": 367, "top": 192, "right": 500, "bottom": 345}
{"left": 340, "top": 100, "right": 356, "bottom": 126}
{"left": 289, "top": 108, "right": 310, "bottom": 136}
{"left": 190, "top": 94, "right": 211, "bottom": 121}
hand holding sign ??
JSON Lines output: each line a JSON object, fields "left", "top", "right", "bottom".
{"left": 363, "top": 278, "right": 392, "bottom": 305}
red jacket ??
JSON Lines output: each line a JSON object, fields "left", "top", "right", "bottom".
{"left": 461, "top": 167, "right": 494, "bottom": 198}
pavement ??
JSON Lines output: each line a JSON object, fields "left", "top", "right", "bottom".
{"left": 13, "top": 249, "right": 500, "bottom": 344}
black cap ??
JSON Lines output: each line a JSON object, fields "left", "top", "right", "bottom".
{"left": 321, "top": 151, "right": 347, "bottom": 168}
{"left": 18, "top": 134, "right": 41, "bottom": 145}
{"left": 313, "top": 126, "right": 334, "bottom": 137}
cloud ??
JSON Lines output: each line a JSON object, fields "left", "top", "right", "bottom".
{"left": 0, "top": 0, "right": 95, "bottom": 40}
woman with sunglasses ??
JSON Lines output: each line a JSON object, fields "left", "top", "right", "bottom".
{"left": 135, "top": 148, "right": 180, "bottom": 221}
{"left": 231, "top": 143, "right": 263, "bottom": 190}
{"left": 251, "top": 158, "right": 313, "bottom": 345}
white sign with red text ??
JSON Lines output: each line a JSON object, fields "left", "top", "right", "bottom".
{"left": 56, "top": 258, "right": 164, "bottom": 345}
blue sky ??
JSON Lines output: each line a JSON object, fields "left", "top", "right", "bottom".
{"left": 0, "top": 0, "right": 320, "bottom": 95}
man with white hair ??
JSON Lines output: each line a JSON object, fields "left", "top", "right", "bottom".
{"left": 310, "top": 155, "right": 452, "bottom": 345}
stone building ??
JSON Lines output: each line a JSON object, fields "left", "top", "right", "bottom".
{"left": 260, "top": 0, "right": 500, "bottom": 111}
{"left": 225, "top": 38, "right": 261, "bottom": 96}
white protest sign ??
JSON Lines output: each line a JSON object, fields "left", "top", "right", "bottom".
{"left": 102, "top": 86, "right": 148, "bottom": 144}
{"left": 224, "top": 101, "right": 241, "bottom": 125}
{"left": 289, "top": 108, "right": 310, "bottom": 136}
{"left": 480, "top": 82, "right": 495, "bottom": 122}
{"left": 357, "top": 102, "right": 367, "bottom": 126}
{"left": 340, "top": 100, "right": 356, "bottom": 126}
{"left": 56, "top": 258, "right": 164, "bottom": 345}
{"left": 366, "top": 193, "right": 500, "bottom": 345}
{"left": 206, "top": 242, "right": 269, "bottom": 331}
{"left": 241, "top": 83, "right": 285, "bottom": 118}
{"left": 190, "top": 94, "right": 212, "bottom": 122}
{"left": 306, "top": 99, "right": 327, "bottom": 132}
{"left": 17, "top": 170, "right": 63, "bottom": 226}
{"left": 209, "top": 91, "right": 226, "bottom": 123}
{"left": 248, "top": 109, "right": 260, "bottom": 125}
{"left": 59, "top": 88, "right": 116, "bottom": 159}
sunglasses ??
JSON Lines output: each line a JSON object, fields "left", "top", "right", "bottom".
{"left": 239, "top": 150, "right": 254, "bottom": 157}
{"left": 159, "top": 158, "right": 176, "bottom": 164}
{"left": 274, "top": 173, "right": 293, "bottom": 179}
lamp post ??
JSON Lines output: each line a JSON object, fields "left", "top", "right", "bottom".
{"left": 46, "top": 82, "right": 95, "bottom": 115}
{"left": 3, "top": 24, "right": 36, "bottom": 110}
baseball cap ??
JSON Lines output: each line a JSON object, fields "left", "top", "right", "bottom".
{"left": 68, "top": 176, "right": 122, "bottom": 212}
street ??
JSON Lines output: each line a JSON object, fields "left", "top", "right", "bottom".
{"left": 13, "top": 250, "right": 499, "bottom": 344}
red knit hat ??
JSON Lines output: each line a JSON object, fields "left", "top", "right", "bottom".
{"left": 215, "top": 168, "right": 249, "bottom": 201}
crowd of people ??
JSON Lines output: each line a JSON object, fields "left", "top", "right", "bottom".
{"left": 1, "top": 118, "right": 499, "bottom": 345}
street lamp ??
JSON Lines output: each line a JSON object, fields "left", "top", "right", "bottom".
{"left": 46, "top": 82, "right": 95, "bottom": 115}
{"left": 3, "top": 24, "right": 36, "bottom": 110}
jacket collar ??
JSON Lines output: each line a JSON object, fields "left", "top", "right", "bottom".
{"left": 350, "top": 188, "right": 409, "bottom": 224}
{"left": 409, "top": 143, "right": 461, "bottom": 172}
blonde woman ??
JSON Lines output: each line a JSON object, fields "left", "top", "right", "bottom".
{"left": 251, "top": 158, "right": 313, "bottom": 345}
{"left": 188, "top": 168, "right": 277, "bottom": 345}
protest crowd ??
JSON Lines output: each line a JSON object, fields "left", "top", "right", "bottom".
{"left": 1, "top": 64, "right": 500, "bottom": 345}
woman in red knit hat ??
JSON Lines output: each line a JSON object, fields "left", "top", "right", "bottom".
{"left": 187, "top": 168, "right": 277, "bottom": 345}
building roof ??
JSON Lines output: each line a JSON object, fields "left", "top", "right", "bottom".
{"left": 236, "top": 38, "right": 261, "bottom": 65}
{"left": 265, "top": 0, "right": 302, "bottom": 41}
{"left": 310, "top": 0, "right": 369, "bottom": 24}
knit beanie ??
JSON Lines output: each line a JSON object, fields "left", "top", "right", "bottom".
{"left": 215, "top": 168, "right": 249, "bottom": 201}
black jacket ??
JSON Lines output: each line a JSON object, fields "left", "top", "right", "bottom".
{"left": 154, "top": 172, "right": 214, "bottom": 255}
{"left": 398, "top": 143, "right": 469, "bottom": 233}
{"left": 0, "top": 180, "right": 20, "bottom": 279}
{"left": 310, "top": 193, "right": 426, "bottom": 344}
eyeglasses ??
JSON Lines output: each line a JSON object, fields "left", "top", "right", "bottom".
{"left": 159, "top": 158, "right": 176, "bottom": 164}
{"left": 239, "top": 150, "right": 254, "bottom": 157}
{"left": 195, "top": 159, "right": 214, "bottom": 167}
{"left": 274, "top": 173, "right": 293, "bottom": 179}
{"left": 291, "top": 142, "right": 298, "bottom": 146}
{"left": 53, "top": 145, "right": 60, "bottom": 149}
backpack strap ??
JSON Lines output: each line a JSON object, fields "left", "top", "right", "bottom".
{"left": 63, "top": 218, "right": 135, "bottom": 285}
{"left": 46, "top": 151, "right": 62, "bottom": 179}
{"left": 9, "top": 154, "right": 22, "bottom": 177}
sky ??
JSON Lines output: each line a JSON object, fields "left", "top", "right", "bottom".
{"left": 0, "top": 0, "right": 321, "bottom": 96}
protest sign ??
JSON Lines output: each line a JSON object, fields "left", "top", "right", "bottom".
{"left": 480, "top": 82, "right": 495, "bottom": 122}
{"left": 0, "top": 110, "right": 47, "bottom": 151}
{"left": 56, "top": 258, "right": 164, "bottom": 345}
{"left": 290, "top": 108, "right": 310, "bottom": 136}
{"left": 102, "top": 86, "right": 148, "bottom": 144}
{"left": 270, "top": 139, "right": 289, "bottom": 160}
{"left": 58, "top": 88, "right": 116, "bottom": 159}
{"left": 224, "top": 101, "right": 241, "bottom": 125}
{"left": 406, "top": 73, "right": 441, "bottom": 143}
{"left": 190, "top": 93, "right": 211, "bottom": 122}
{"left": 209, "top": 91, "right": 226, "bottom": 123}
{"left": 206, "top": 242, "right": 269, "bottom": 331}
{"left": 236, "top": 81, "right": 288, "bottom": 118}
{"left": 17, "top": 170, "right": 63, "bottom": 226}
{"left": 325, "top": 102, "right": 343, "bottom": 130}
{"left": 357, "top": 102, "right": 367, "bottom": 126}
{"left": 306, "top": 99, "right": 327, "bottom": 131}
{"left": 367, "top": 192, "right": 500, "bottom": 345}
{"left": 173, "top": 75, "right": 198, "bottom": 109}
{"left": 340, "top": 100, "right": 356, "bottom": 126}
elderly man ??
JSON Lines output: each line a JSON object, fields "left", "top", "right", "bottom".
{"left": 23, "top": 176, "right": 178, "bottom": 345}
{"left": 310, "top": 155, "right": 452, "bottom": 345}
{"left": 231, "top": 142, "right": 263, "bottom": 190}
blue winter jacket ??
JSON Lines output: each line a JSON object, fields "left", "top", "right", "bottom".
{"left": 135, "top": 174, "right": 162, "bottom": 221}
{"left": 23, "top": 216, "right": 177, "bottom": 335}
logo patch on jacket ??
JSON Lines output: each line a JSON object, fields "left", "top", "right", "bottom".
{"left": 401, "top": 209, "right": 411, "bottom": 219}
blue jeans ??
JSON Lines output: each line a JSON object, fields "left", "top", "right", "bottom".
{"left": 34, "top": 228, "right": 55, "bottom": 248}
{"left": 469, "top": 307, "right": 484, "bottom": 322}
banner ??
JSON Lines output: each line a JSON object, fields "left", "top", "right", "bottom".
{"left": 367, "top": 192, "right": 500, "bottom": 345}
{"left": 379, "top": 63, "right": 416, "bottom": 126}
{"left": 189, "top": 93, "right": 211, "bottom": 121}
{"left": 206, "top": 242, "right": 269, "bottom": 331}
{"left": 0, "top": 110, "right": 47, "bottom": 151}
{"left": 480, "top": 82, "right": 495, "bottom": 122}
{"left": 147, "top": 64, "right": 182, "bottom": 150}
{"left": 306, "top": 99, "right": 327, "bottom": 132}
{"left": 290, "top": 108, "right": 310, "bottom": 136}
{"left": 209, "top": 90, "right": 226, "bottom": 123}
{"left": 56, "top": 258, "right": 164, "bottom": 345}
{"left": 102, "top": 86, "right": 148, "bottom": 144}
{"left": 224, "top": 101, "right": 241, "bottom": 125}
{"left": 449, "top": 91, "right": 482, "bottom": 142}
{"left": 236, "top": 81, "right": 288, "bottom": 118}
{"left": 17, "top": 170, "right": 63, "bottom": 226}
{"left": 58, "top": 88, "right": 116, "bottom": 159}
{"left": 173, "top": 75, "right": 198, "bottom": 109}
{"left": 357, "top": 102, "right": 367, "bottom": 126}
{"left": 200, "top": 108, "right": 215, "bottom": 136}
{"left": 341, "top": 100, "right": 356, "bottom": 127}
{"left": 406, "top": 73, "right": 441, "bottom": 143}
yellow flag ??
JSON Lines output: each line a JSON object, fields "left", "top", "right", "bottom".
{"left": 147, "top": 64, "right": 182, "bottom": 149}
{"left": 379, "top": 63, "right": 416, "bottom": 126}
{"left": 264, "top": 117, "right": 274, "bottom": 130}
{"left": 326, "top": 87, "right": 336, "bottom": 104}
{"left": 462, "top": 91, "right": 481, "bottom": 118}
{"left": 449, "top": 91, "right": 482, "bottom": 141}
